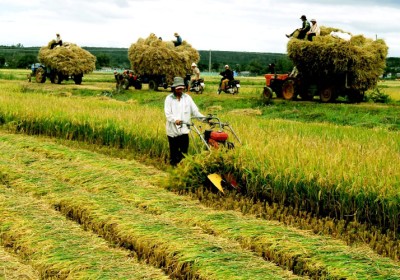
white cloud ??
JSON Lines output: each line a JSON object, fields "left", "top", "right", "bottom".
{"left": 0, "top": 0, "right": 398, "bottom": 57}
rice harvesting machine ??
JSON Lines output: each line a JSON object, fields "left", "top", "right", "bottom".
{"left": 183, "top": 114, "right": 241, "bottom": 193}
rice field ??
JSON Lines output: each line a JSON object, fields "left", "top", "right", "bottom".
{"left": 0, "top": 70, "right": 400, "bottom": 278}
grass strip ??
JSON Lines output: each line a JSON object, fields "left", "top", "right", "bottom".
{"left": 0, "top": 188, "right": 169, "bottom": 280}
{"left": 1, "top": 132, "right": 400, "bottom": 279}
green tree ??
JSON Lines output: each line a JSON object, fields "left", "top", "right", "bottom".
{"left": 16, "top": 54, "right": 36, "bottom": 68}
{"left": 0, "top": 56, "right": 5, "bottom": 67}
{"left": 95, "top": 53, "right": 111, "bottom": 68}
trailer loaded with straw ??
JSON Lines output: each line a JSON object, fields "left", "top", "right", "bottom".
{"left": 128, "top": 33, "right": 200, "bottom": 91}
{"left": 32, "top": 40, "right": 96, "bottom": 85}
{"left": 263, "top": 27, "right": 388, "bottom": 102}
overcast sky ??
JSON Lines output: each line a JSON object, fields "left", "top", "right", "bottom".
{"left": 1, "top": 0, "right": 399, "bottom": 57}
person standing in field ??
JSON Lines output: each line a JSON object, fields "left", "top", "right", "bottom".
{"left": 286, "top": 15, "right": 310, "bottom": 39}
{"left": 164, "top": 77, "right": 205, "bottom": 166}
{"left": 307, "top": 19, "right": 320, "bottom": 41}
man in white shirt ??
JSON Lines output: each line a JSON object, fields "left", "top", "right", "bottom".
{"left": 307, "top": 19, "right": 320, "bottom": 41}
{"left": 164, "top": 76, "right": 205, "bottom": 166}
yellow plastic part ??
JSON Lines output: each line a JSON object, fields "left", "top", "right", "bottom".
{"left": 207, "top": 173, "right": 224, "bottom": 193}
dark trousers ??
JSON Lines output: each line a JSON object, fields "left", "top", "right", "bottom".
{"left": 307, "top": 33, "right": 316, "bottom": 41}
{"left": 168, "top": 134, "right": 189, "bottom": 166}
{"left": 50, "top": 41, "right": 63, "bottom": 49}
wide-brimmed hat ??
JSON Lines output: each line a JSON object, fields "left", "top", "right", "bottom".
{"left": 225, "top": 65, "right": 229, "bottom": 68}
{"left": 310, "top": 19, "right": 317, "bottom": 22}
{"left": 191, "top": 62, "right": 197, "bottom": 67}
{"left": 174, "top": 32, "right": 179, "bottom": 37}
{"left": 171, "top": 77, "right": 185, "bottom": 89}
{"left": 300, "top": 15, "right": 307, "bottom": 20}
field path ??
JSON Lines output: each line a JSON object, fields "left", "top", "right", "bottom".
{"left": 1, "top": 131, "right": 399, "bottom": 279}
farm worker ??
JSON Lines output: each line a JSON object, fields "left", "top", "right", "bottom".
{"left": 173, "top": 32, "right": 182, "bottom": 47}
{"left": 189, "top": 62, "right": 201, "bottom": 90}
{"left": 286, "top": 15, "right": 310, "bottom": 40}
{"left": 307, "top": 19, "right": 320, "bottom": 41}
{"left": 51, "top": 33, "right": 63, "bottom": 49}
{"left": 218, "top": 65, "right": 234, "bottom": 94}
{"left": 164, "top": 76, "right": 205, "bottom": 166}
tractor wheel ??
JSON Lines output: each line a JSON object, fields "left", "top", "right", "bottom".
{"left": 282, "top": 78, "right": 296, "bottom": 100}
{"left": 73, "top": 74, "right": 83, "bottom": 85}
{"left": 262, "top": 87, "right": 273, "bottom": 103}
{"left": 35, "top": 67, "right": 46, "bottom": 83}
{"left": 348, "top": 91, "right": 364, "bottom": 103}
{"left": 134, "top": 82, "right": 142, "bottom": 90}
{"left": 319, "top": 86, "right": 336, "bottom": 103}
{"left": 148, "top": 80, "right": 158, "bottom": 91}
{"left": 53, "top": 73, "right": 62, "bottom": 84}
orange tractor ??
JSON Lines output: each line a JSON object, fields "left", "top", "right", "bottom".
{"left": 262, "top": 69, "right": 365, "bottom": 103}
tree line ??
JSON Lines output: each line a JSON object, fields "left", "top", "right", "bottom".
{"left": 0, "top": 44, "right": 399, "bottom": 76}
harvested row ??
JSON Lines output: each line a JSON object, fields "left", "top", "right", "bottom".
{"left": 0, "top": 188, "right": 169, "bottom": 279}
{"left": 0, "top": 134, "right": 300, "bottom": 279}
{"left": 0, "top": 246, "right": 39, "bottom": 280}
{"left": 1, "top": 132, "right": 400, "bottom": 279}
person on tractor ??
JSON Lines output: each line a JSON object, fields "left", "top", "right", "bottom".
{"left": 218, "top": 65, "right": 234, "bottom": 94}
{"left": 286, "top": 15, "right": 310, "bottom": 40}
{"left": 164, "top": 77, "right": 205, "bottom": 166}
{"left": 189, "top": 62, "right": 201, "bottom": 91}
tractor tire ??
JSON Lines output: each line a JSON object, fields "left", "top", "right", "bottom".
{"left": 348, "top": 91, "right": 364, "bottom": 103}
{"left": 262, "top": 87, "right": 273, "bottom": 103}
{"left": 319, "top": 86, "right": 336, "bottom": 103}
{"left": 148, "top": 80, "right": 158, "bottom": 91}
{"left": 134, "top": 83, "right": 142, "bottom": 90}
{"left": 282, "top": 78, "right": 296, "bottom": 100}
{"left": 53, "top": 73, "right": 62, "bottom": 84}
{"left": 35, "top": 67, "right": 46, "bottom": 83}
{"left": 73, "top": 74, "right": 83, "bottom": 85}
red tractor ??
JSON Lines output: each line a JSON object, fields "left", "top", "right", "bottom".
{"left": 262, "top": 69, "right": 365, "bottom": 103}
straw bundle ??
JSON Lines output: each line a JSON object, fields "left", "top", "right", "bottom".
{"left": 287, "top": 27, "right": 388, "bottom": 90}
{"left": 38, "top": 41, "right": 96, "bottom": 76}
{"left": 128, "top": 33, "right": 200, "bottom": 84}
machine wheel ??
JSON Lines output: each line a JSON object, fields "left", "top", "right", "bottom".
{"left": 53, "top": 73, "right": 62, "bottom": 84}
{"left": 282, "top": 78, "right": 296, "bottom": 100}
{"left": 348, "top": 92, "right": 364, "bottom": 103}
{"left": 262, "top": 87, "right": 273, "bottom": 103}
{"left": 148, "top": 80, "right": 158, "bottom": 91}
{"left": 134, "top": 82, "right": 142, "bottom": 90}
{"left": 319, "top": 86, "right": 336, "bottom": 103}
{"left": 35, "top": 67, "right": 46, "bottom": 83}
{"left": 73, "top": 74, "right": 83, "bottom": 85}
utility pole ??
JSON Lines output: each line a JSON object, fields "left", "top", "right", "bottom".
{"left": 208, "top": 49, "right": 211, "bottom": 73}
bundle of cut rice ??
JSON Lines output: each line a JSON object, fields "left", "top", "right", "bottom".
{"left": 38, "top": 41, "right": 96, "bottom": 76}
{"left": 287, "top": 26, "right": 388, "bottom": 91}
{"left": 128, "top": 33, "right": 200, "bottom": 84}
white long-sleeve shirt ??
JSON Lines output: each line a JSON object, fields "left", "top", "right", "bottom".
{"left": 164, "top": 93, "right": 204, "bottom": 137}
{"left": 309, "top": 23, "right": 320, "bottom": 36}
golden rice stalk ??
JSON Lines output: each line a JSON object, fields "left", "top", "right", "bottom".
{"left": 38, "top": 41, "right": 96, "bottom": 76}
{"left": 287, "top": 26, "right": 388, "bottom": 91}
{"left": 128, "top": 33, "right": 200, "bottom": 84}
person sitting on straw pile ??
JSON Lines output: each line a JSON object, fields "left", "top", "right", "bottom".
{"left": 51, "top": 33, "right": 63, "bottom": 49}
{"left": 286, "top": 15, "right": 310, "bottom": 39}
{"left": 173, "top": 32, "right": 182, "bottom": 47}
{"left": 306, "top": 19, "right": 320, "bottom": 41}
